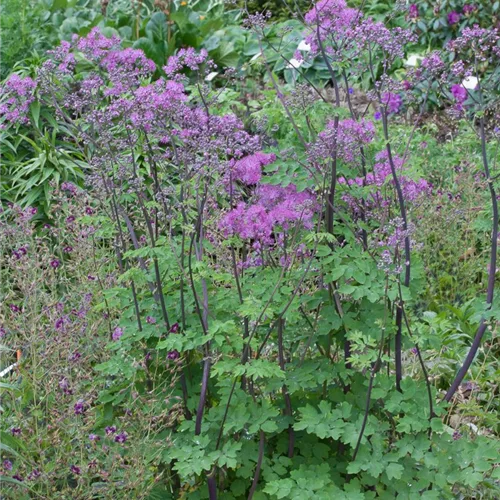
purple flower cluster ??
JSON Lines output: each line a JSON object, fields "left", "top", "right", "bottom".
{"left": 451, "top": 84, "right": 467, "bottom": 104}
{"left": 447, "top": 11, "right": 461, "bottom": 25}
{"left": 382, "top": 92, "right": 403, "bottom": 114}
{"left": 74, "top": 399, "right": 85, "bottom": 415}
{"left": 232, "top": 152, "right": 276, "bottom": 185}
{"left": 314, "top": 118, "right": 375, "bottom": 164}
{"left": 164, "top": 47, "right": 211, "bottom": 78}
{"left": 0, "top": 74, "right": 36, "bottom": 125}
{"left": 408, "top": 4, "right": 418, "bottom": 20}
{"left": 339, "top": 150, "right": 430, "bottom": 219}
{"left": 220, "top": 183, "right": 316, "bottom": 246}
{"left": 112, "top": 327, "right": 123, "bottom": 341}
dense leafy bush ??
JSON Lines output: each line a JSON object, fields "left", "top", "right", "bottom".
{"left": 1, "top": 0, "right": 499, "bottom": 498}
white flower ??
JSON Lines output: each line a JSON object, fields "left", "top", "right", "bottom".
{"left": 297, "top": 40, "right": 311, "bottom": 51}
{"left": 205, "top": 72, "right": 218, "bottom": 82}
{"left": 405, "top": 54, "right": 424, "bottom": 67}
{"left": 462, "top": 76, "right": 478, "bottom": 90}
{"left": 250, "top": 52, "right": 262, "bottom": 62}
{"left": 287, "top": 58, "right": 303, "bottom": 69}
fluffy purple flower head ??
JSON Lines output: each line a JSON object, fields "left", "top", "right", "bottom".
{"left": 169, "top": 322, "right": 179, "bottom": 333}
{"left": 232, "top": 152, "right": 276, "bottom": 185}
{"left": 63, "top": 246, "right": 73, "bottom": 253}
{"left": 451, "top": 84, "right": 467, "bottom": 103}
{"left": 12, "top": 474, "right": 23, "bottom": 482}
{"left": 0, "top": 74, "right": 37, "bottom": 125}
{"left": 447, "top": 11, "right": 460, "bottom": 25}
{"left": 9, "top": 304, "right": 20, "bottom": 313}
{"left": 382, "top": 92, "right": 403, "bottom": 114}
{"left": 374, "top": 111, "right": 382, "bottom": 120}
{"left": 105, "top": 425, "right": 116, "bottom": 435}
{"left": 50, "top": 259, "right": 60, "bottom": 269}
{"left": 164, "top": 47, "right": 211, "bottom": 77}
{"left": 11, "top": 427, "right": 21, "bottom": 436}
{"left": 112, "top": 327, "right": 123, "bottom": 341}
{"left": 3, "top": 460, "right": 13, "bottom": 471}
{"left": 408, "top": 4, "right": 418, "bottom": 19}
{"left": 146, "top": 316, "right": 156, "bottom": 324}
{"left": 89, "top": 433, "right": 100, "bottom": 442}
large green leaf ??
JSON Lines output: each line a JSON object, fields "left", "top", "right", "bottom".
{"left": 146, "top": 12, "right": 168, "bottom": 42}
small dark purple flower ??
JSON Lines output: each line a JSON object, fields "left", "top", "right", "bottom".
{"left": 11, "top": 427, "right": 21, "bottom": 436}
{"left": 146, "top": 316, "right": 156, "bottom": 324}
{"left": 169, "top": 323, "right": 179, "bottom": 334}
{"left": 463, "top": 381, "right": 479, "bottom": 392}
{"left": 74, "top": 399, "right": 85, "bottom": 415}
{"left": 87, "top": 274, "right": 96, "bottom": 281}
{"left": 55, "top": 317, "right": 65, "bottom": 330}
{"left": 9, "top": 304, "right": 20, "bottom": 313}
{"left": 105, "top": 426, "right": 116, "bottom": 435}
{"left": 3, "top": 460, "right": 13, "bottom": 471}
{"left": 12, "top": 251, "right": 21, "bottom": 260}
{"left": 59, "top": 378, "right": 72, "bottom": 395}
{"left": 12, "top": 474, "right": 23, "bottom": 482}
{"left": 410, "top": 347, "right": 419, "bottom": 355}
{"left": 85, "top": 206, "right": 94, "bottom": 215}
{"left": 61, "top": 182, "right": 77, "bottom": 195}
{"left": 50, "top": 259, "right": 60, "bottom": 269}
{"left": 70, "top": 465, "right": 81, "bottom": 475}
{"left": 167, "top": 350, "right": 180, "bottom": 360}
{"left": 66, "top": 216, "right": 75, "bottom": 224}
{"left": 462, "top": 4, "right": 477, "bottom": 15}
{"left": 452, "top": 430, "right": 462, "bottom": 440}
{"left": 112, "top": 327, "right": 123, "bottom": 341}
{"left": 18, "top": 246, "right": 27, "bottom": 256}
{"left": 114, "top": 431, "right": 127, "bottom": 443}
{"left": 63, "top": 246, "right": 73, "bottom": 253}
{"left": 348, "top": 87, "right": 353, "bottom": 94}
{"left": 69, "top": 351, "right": 81, "bottom": 362}
{"left": 374, "top": 111, "right": 382, "bottom": 120}
{"left": 447, "top": 10, "right": 460, "bottom": 25}
{"left": 0, "top": 326, "right": 6, "bottom": 338}
{"left": 89, "top": 433, "right": 100, "bottom": 442}
{"left": 402, "top": 80, "right": 411, "bottom": 90}
{"left": 27, "top": 469, "right": 41, "bottom": 480}
{"left": 408, "top": 3, "right": 418, "bottom": 19}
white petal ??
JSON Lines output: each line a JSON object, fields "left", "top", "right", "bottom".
{"left": 250, "top": 52, "right": 262, "bottom": 62}
{"left": 405, "top": 54, "right": 423, "bottom": 67}
{"left": 462, "top": 76, "right": 478, "bottom": 89}
{"left": 287, "top": 58, "right": 303, "bottom": 69}
{"left": 205, "top": 72, "right": 218, "bottom": 82}
{"left": 297, "top": 40, "right": 311, "bottom": 51}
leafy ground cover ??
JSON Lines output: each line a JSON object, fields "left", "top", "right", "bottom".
{"left": 0, "top": 1, "right": 499, "bottom": 499}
